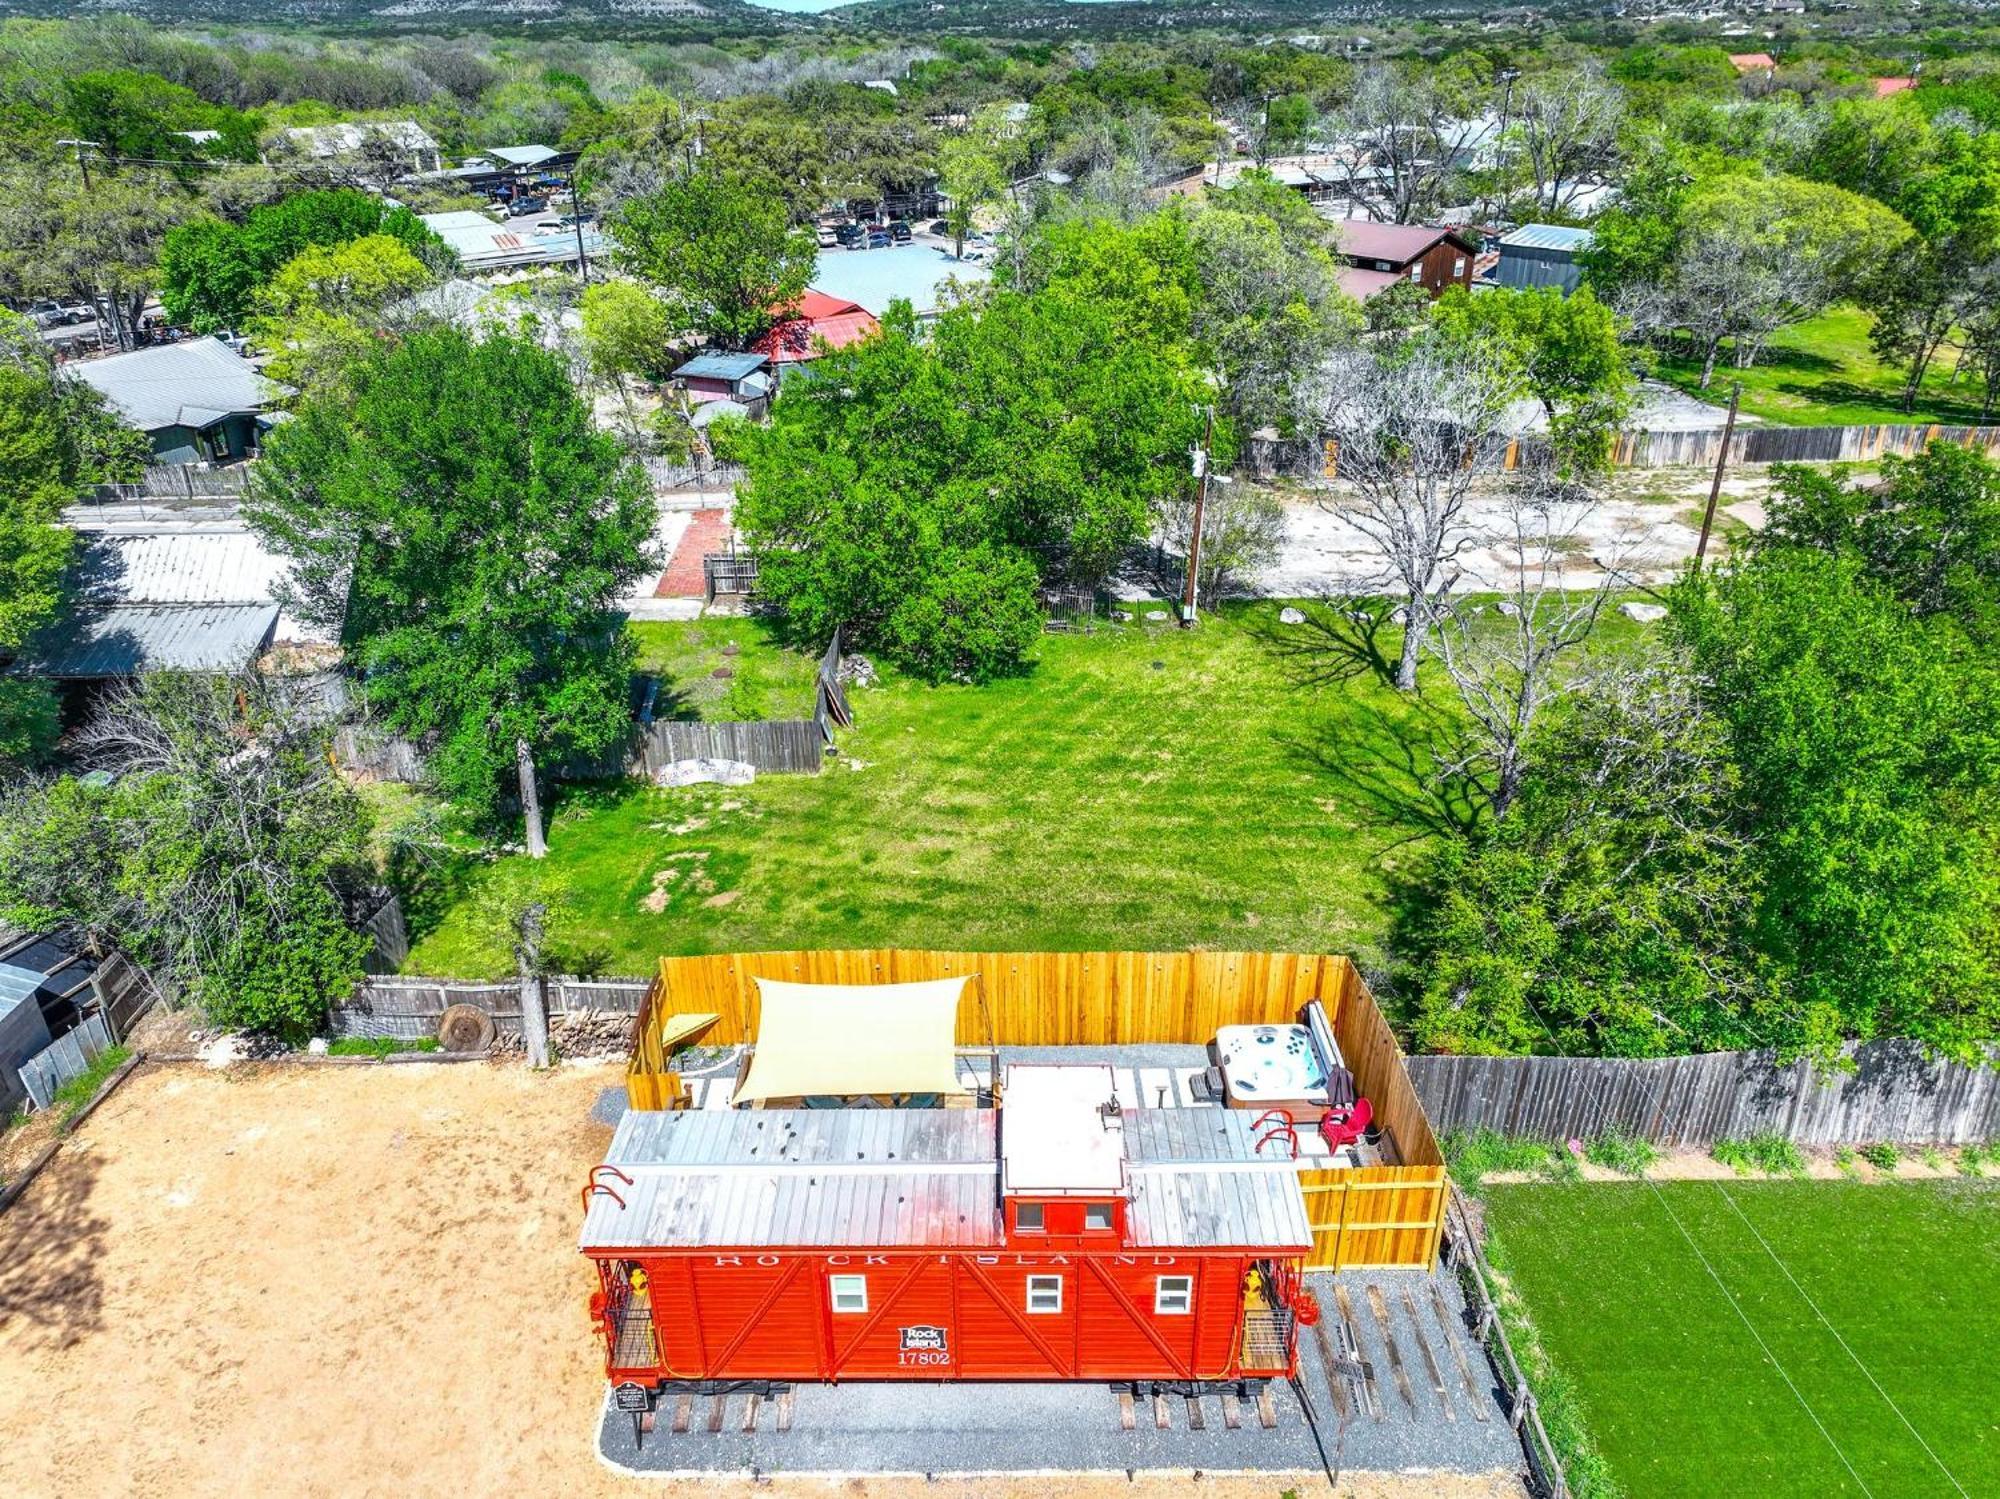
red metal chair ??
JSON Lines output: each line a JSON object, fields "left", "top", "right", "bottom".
{"left": 1317, "top": 1096, "right": 1373, "bottom": 1151}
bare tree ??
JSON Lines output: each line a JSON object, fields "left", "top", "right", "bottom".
{"left": 1513, "top": 66, "right": 1623, "bottom": 219}
{"left": 1156, "top": 479, "right": 1288, "bottom": 607}
{"left": 1312, "top": 335, "right": 1518, "bottom": 690}
{"left": 1426, "top": 476, "right": 1633, "bottom": 817}
{"left": 1330, "top": 66, "right": 1489, "bottom": 224}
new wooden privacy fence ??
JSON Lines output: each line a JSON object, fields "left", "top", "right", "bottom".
{"left": 626, "top": 948, "right": 1448, "bottom": 1273}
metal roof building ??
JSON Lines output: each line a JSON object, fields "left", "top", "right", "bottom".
{"left": 70, "top": 339, "right": 275, "bottom": 464}
{"left": 1494, "top": 223, "right": 1595, "bottom": 295}
{"left": 17, "top": 603, "right": 280, "bottom": 680}
{"left": 418, "top": 210, "right": 605, "bottom": 274}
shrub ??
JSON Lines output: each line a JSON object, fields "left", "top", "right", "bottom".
{"left": 1442, "top": 1126, "right": 1575, "bottom": 1190}
{"left": 1920, "top": 1146, "right": 1944, "bottom": 1171}
{"left": 1858, "top": 1142, "right": 1899, "bottom": 1172}
{"left": 1712, "top": 1131, "right": 1808, "bottom": 1177}
{"left": 1959, "top": 1143, "right": 1989, "bottom": 1177}
{"left": 1585, "top": 1127, "right": 1662, "bottom": 1177}
{"left": 1834, "top": 1145, "right": 1858, "bottom": 1176}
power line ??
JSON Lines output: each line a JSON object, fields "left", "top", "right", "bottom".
{"left": 1644, "top": 1184, "right": 1878, "bottom": 1499}
{"left": 1713, "top": 1184, "right": 1973, "bottom": 1499}
{"left": 1504, "top": 991, "right": 1880, "bottom": 1495}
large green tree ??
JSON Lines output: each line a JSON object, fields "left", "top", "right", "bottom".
{"left": 1672, "top": 545, "right": 2000, "bottom": 1064}
{"left": 247, "top": 326, "right": 654, "bottom": 850}
{"left": 0, "top": 313, "right": 146, "bottom": 765}
{"left": 737, "top": 290, "right": 1207, "bottom": 681}
{"left": 159, "top": 188, "right": 448, "bottom": 332}
{"left": 609, "top": 169, "right": 817, "bottom": 351}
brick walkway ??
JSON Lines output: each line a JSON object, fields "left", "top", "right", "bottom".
{"left": 656, "top": 509, "right": 732, "bottom": 598}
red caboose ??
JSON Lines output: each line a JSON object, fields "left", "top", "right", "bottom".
{"left": 580, "top": 1064, "right": 1314, "bottom": 1396}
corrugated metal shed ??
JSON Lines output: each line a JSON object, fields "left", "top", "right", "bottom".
{"left": 70, "top": 338, "right": 272, "bottom": 434}
{"left": 674, "top": 351, "right": 770, "bottom": 382}
{"left": 19, "top": 603, "right": 279, "bottom": 679}
{"left": 1499, "top": 224, "right": 1595, "bottom": 253}
{"left": 1494, "top": 224, "right": 1594, "bottom": 295}
{"left": 72, "top": 531, "right": 290, "bottom": 606}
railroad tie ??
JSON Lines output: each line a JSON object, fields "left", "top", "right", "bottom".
{"left": 1400, "top": 1285, "right": 1455, "bottom": 1422}
{"left": 1309, "top": 1315, "right": 1352, "bottom": 1419}
{"left": 670, "top": 1394, "right": 693, "bottom": 1434}
{"left": 1429, "top": 1281, "right": 1490, "bottom": 1423}
{"left": 1118, "top": 1390, "right": 1136, "bottom": 1431}
{"left": 775, "top": 1390, "right": 796, "bottom": 1433}
{"left": 1221, "top": 1392, "right": 1242, "bottom": 1429}
{"left": 1334, "top": 1285, "right": 1384, "bottom": 1421}
{"left": 1153, "top": 1392, "right": 1173, "bottom": 1430}
{"left": 1365, "top": 1284, "right": 1418, "bottom": 1416}
{"left": 706, "top": 1394, "right": 727, "bottom": 1434}
{"left": 1255, "top": 1386, "right": 1279, "bottom": 1429}
{"left": 1184, "top": 1395, "right": 1206, "bottom": 1430}
{"left": 740, "top": 1392, "right": 760, "bottom": 1433}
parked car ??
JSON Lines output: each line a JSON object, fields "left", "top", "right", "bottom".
{"left": 866, "top": 228, "right": 891, "bottom": 249}
{"left": 926, "top": 219, "right": 950, "bottom": 236}
{"left": 506, "top": 196, "right": 548, "bottom": 217}
{"left": 25, "top": 299, "right": 88, "bottom": 327}
{"left": 817, "top": 224, "right": 840, "bottom": 248}
{"left": 833, "top": 221, "right": 866, "bottom": 249}
{"left": 553, "top": 213, "right": 594, "bottom": 230}
{"left": 888, "top": 220, "right": 913, "bottom": 244}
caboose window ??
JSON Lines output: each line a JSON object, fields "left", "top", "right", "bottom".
{"left": 1014, "top": 1202, "right": 1045, "bottom": 1232}
{"left": 830, "top": 1274, "right": 868, "bottom": 1313}
{"left": 1155, "top": 1275, "right": 1193, "bottom": 1314}
{"left": 1026, "top": 1275, "right": 1063, "bottom": 1313}
{"left": 1083, "top": 1203, "right": 1113, "bottom": 1230}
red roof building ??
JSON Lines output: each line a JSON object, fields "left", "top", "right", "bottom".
{"left": 1874, "top": 77, "right": 1917, "bottom": 98}
{"left": 752, "top": 290, "right": 881, "bottom": 366}
{"left": 1729, "top": 53, "right": 1778, "bottom": 74}
{"left": 1331, "top": 222, "right": 1479, "bottom": 301}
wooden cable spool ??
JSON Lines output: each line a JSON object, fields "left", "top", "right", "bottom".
{"left": 437, "top": 1003, "right": 497, "bottom": 1054}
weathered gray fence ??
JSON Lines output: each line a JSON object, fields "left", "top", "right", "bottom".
{"left": 331, "top": 974, "right": 651, "bottom": 1040}
{"left": 90, "top": 952, "right": 158, "bottom": 1042}
{"left": 1407, "top": 1040, "right": 2000, "bottom": 1147}
{"left": 84, "top": 465, "right": 253, "bottom": 503}
{"left": 643, "top": 457, "right": 745, "bottom": 491}
{"left": 335, "top": 632, "right": 848, "bottom": 785}
{"left": 1243, "top": 422, "right": 2000, "bottom": 478}
{"left": 1608, "top": 421, "right": 2000, "bottom": 470}
{"left": 17, "top": 1013, "right": 114, "bottom": 1112}
{"left": 331, "top": 723, "right": 427, "bottom": 783}
{"left": 628, "top": 718, "right": 825, "bottom": 776}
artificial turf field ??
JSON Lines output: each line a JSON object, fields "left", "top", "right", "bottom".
{"left": 1483, "top": 1181, "right": 2000, "bottom": 1499}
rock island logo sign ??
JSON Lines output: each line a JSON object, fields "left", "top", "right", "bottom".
{"left": 899, "top": 1324, "right": 948, "bottom": 1354}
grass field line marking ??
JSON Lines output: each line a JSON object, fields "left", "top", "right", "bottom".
{"left": 1715, "top": 1184, "right": 1973, "bottom": 1499}
{"left": 1648, "top": 1184, "right": 1878, "bottom": 1499}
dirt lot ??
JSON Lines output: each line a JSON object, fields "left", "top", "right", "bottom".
{"left": 0, "top": 1062, "right": 1521, "bottom": 1499}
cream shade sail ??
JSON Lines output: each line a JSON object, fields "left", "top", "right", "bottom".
{"left": 731, "top": 976, "right": 971, "bottom": 1105}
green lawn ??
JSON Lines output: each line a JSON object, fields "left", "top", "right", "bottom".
{"left": 1653, "top": 306, "right": 1993, "bottom": 429}
{"left": 629, "top": 616, "right": 818, "bottom": 722}
{"left": 402, "top": 601, "right": 1459, "bottom": 977}
{"left": 1484, "top": 1181, "right": 2000, "bottom": 1499}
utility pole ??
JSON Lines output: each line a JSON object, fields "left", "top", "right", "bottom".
{"left": 1182, "top": 405, "right": 1215, "bottom": 626}
{"left": 1695, "top": 380, "right": 1742, "bottom": 570}
{"left": 54, "top": 139, "right": 129, "bottom": 350}
{"left": 568, "top": 172, "right": 590, "bottom": 284}
{"left": 1486, "top": 69, "right": 1520, "bottom": 226}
